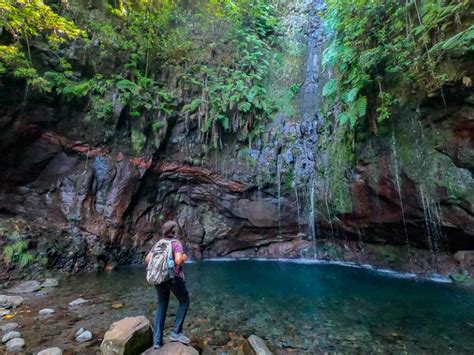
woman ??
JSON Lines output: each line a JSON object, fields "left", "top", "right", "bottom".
{"left": 145, "top": 220, "right": 190, "bottom": 349}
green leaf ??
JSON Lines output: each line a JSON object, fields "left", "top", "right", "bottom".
{"left": 322, "top": 79, "right": 338, "bottom": 97}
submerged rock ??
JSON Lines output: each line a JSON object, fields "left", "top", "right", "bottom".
{"left": 2, "top": 330, "right": 21, "bottom": 343}
{"left": 100, "top": 316, "right": 152, "bottom": 355}
{"left": 247, "top": 335, "right": 273, "bottom": 355}
{"left": 42, "top": 278, "right": 59, "bottom": 288}
{"left": 0, "top": 295, "right": 24, "bottom": 309}
{"left": 37, "top": 347, "right": 63, "bottom": 355}
{"left": 143, "top": 342, "right": 199, "bottom": 355}
{"left": 6, "top": 337, "right": 25, "bottom": 352}
{"left": 7, "top": 280, "right": 41, "bottom": 294}
{"left": 68, "top": 298, "right": 89, "bottom": 308}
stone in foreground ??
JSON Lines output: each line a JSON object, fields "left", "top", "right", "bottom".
{"left": 0, "top": 323, "right": 18, "bottom": 333}
{"left": 2, "top": 331, "right": 21, "bottom": 343}
{"left": 247, "top": 335, "right": 273, "bottom": 355}
{"left": 100, "top": 316, "right": 152, "bottom": 355}
{"left": 68, "top": 298, "right": 89, "bottom": 308}
{"left": 39, "top": 308, "right": 55, "bottom": 316}
{"left": 142, "top": 342, "right": 199, "bottom": 355}
{"left": 0, "top": 295, "right": 24, "bottom": 309}
{"left": 75, "top": 328, "right": 93, "bottom": 342}
{"left": 37, "top": 347, "right": 63, "bottom": 355}
{"left": 6, "top": 337, "right": 25, "bottom": 352}
{"left": 0, "top": 308, "right": 10, "bottom": 317}
{"left": 7, "top": 280, "right": 41, "bottom": 294}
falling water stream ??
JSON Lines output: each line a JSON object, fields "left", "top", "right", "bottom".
{"left": 390, "top": 130, "right": 414, "bottom": 271}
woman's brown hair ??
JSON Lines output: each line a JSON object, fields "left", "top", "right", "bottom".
{"left": 161, "top": 220, "right": 178, "bottom": 237}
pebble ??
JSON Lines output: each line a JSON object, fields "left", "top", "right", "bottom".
{"left": 69, "top": 298, "right": 90, "bottom": 308}
{"left": 39, "top": 308, "right": 55, "bottom": 316}
{"left": 75, "top": 328, "right": 92, "bottom": 342}
{"left": 0, "top": 323, "right": 19, "bottom": 333}
{"left": 37, "top": 347, "right": 63, "bottom": 355}
{"left": 2, "top": 331, "right": 21, "bottom": 343}
{"left": 42, "top": 278, "right": 59, "bottom": 288}
{"left": 6, "top": 337, "right": 25, "bottom": 352}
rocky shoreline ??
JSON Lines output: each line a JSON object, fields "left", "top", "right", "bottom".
{"left": 0, "top": 277, "right": 277, "bottom": 355}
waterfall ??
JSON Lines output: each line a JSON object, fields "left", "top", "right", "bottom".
{"left": 390, "top": 130, "right": 413, "bottom": 271}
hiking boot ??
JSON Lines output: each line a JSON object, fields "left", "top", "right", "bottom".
{"left": 170, "top": 332, "right": 190, "bottom": 344}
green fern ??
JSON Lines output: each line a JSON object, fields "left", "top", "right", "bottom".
{"left": 322, "top": 79, "right": 338, "bottom": 97}
{"left": 3, "top": 240, "right": 36, "bottom": 269}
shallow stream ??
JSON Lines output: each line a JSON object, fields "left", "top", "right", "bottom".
{"left": 5, "top": 260, "right": 474, "bottom": 354}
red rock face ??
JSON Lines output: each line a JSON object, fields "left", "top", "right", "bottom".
{"left": 0, "top": 125, "right": 302, "bottom": 268}
{"left": 0, "top": 89, "right": 473, "bottom": 272}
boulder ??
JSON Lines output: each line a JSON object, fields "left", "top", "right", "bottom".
{"left": 247, "top": 335, "right": 273, "bottom": 355}
{"left": 37, "top": 347, "right": 63, "bottom": 355}
{"left": 7, "top": 280, "right": 41, "bottom": 294}
{"left": 142, "top": 342, "right": 199, "bottom": 355}
{"left": 2, "top": 331, "right": 21, "bottom": 343}
{"left": 0, "top": 323, "right": 19, "bottom": 333}
{"left": 42, "top": 278, "right": 59, "bottom": 288}
{"left": 0, "top": 295, "right": 24, "bottom": 308}
{"left": 6, "top": 337, "right": 25, "bottom": 352}
{"left": 100, "top": 316, "right": 152, "bottom": 355}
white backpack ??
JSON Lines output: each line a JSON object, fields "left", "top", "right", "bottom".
{"left": 146, "top": 239, "right": 176, "bottom": 285}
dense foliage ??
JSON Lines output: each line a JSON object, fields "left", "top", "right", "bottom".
{"left": 322, "top": 0, "right": 474, "bottom": 133}
{"left": 0, "top": 0, "right": 280, "bottom": 151}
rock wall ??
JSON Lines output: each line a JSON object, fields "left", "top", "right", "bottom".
{"left": 0, "top": 0, "right": 473, "bottom": 275}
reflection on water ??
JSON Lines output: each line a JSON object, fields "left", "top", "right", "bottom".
{"left": 6, "top": 260, "right": 474, "bottom": 353}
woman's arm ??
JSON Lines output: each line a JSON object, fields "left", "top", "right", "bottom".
{"left": 145, "top": 251, "right": 152, "bottom": 265}
{"left": 174, "top": 252, "right": 188, "bottom": 266}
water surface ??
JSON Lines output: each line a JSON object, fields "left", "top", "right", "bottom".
{"left": 9, "top": 260, "right": 474, "bottom": 353}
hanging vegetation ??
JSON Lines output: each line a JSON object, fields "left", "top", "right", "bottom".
{"left": 322, "top": 0, "right": 474, "bottom": 134}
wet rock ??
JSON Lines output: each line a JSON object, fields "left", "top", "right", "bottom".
{"left": 68, "top": 298, "right": 89, "bottom": 308}
{"left": 247, "top": 335, "right": 273, "bottom": 355}
{"left": 0, "top": 295, "right": 24, "bottom": 309}
{"left": 7, "top": 280, "right": 41, "bottom": 294}
{"left": 2, "top": 331, "right": 21, "bottom": 343}
{"left": 454, "top": 251, "right": 474, "bottom": 266}
{"left": 39, "top": 308, "right": 55, "bottom": 316}
{"left": 42, "top": 278, "right": 59, "bottom": 288}
{"left": 6, "top": 337, "right": 25, "bottom": 352}
{"left": 0, "top": 323, "right": 18, "bottom": 333}
{"left": 100, "top": 315, "right": 152, "bottom": 355}
{"left": 143, "top": 342, "right": 199, "bottom": 355}
{"left": 75, "top": 328, "right": 93, "bottom": 342}
{"left": 37, "top": 347, "right": 63, "bottom": 355}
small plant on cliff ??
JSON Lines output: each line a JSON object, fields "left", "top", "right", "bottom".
{"left": 4, "top": 240, "right": 36, "bottom": 269}
{"left": 322, "top": 0, "right": 474, "bottom": 134}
